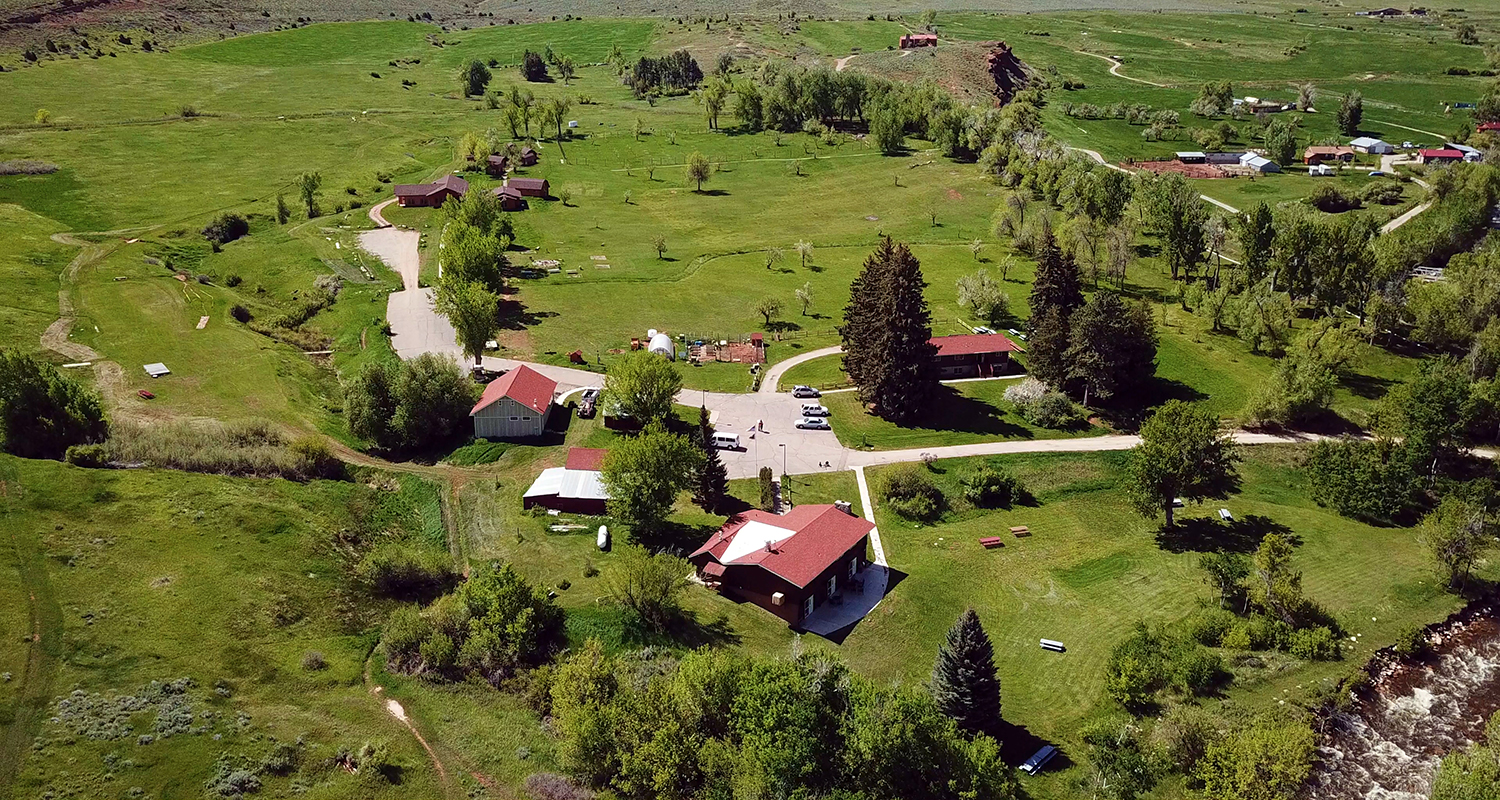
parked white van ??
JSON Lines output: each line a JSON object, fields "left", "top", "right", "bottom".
{"left": 711, "top": 432, "right": 742, "bottom": 450}
{"left": 801, "top": 403, "right": 830, "bottom": 417}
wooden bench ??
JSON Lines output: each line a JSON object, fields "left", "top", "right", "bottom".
{"left": 979, "top": 536, "right": 1004, "bottom": 549}
{"left": 1039, "top": 639, "right": 1066, "bottom": 652}
{"left": 1010, "top": 526, "right": 1031, "bottom": 537}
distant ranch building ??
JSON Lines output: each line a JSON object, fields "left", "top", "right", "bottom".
{"left": 1421, "top": 148, "right": 1465, "bottom": 165}
{"left": 1304, "top": 146, "right": 1355, "bottom": 165}
{"left": 486, "top": 154, "right": 510, "bottom": 178}
{"left": 492, "top": 185, "right": 526, "bottom": 211}
{"left": 518, "top": 146, "right": 539, "bottom": 166}
{"left": 523, "top": 447, "right": 609, "bottom": 515}
{"left": 900, "top": 32, "right": 938, "bottom": 48}
{"left": 393, "top": 174, "right": 469, "bottom": 208}
{"left": 1349, "top": 136, "right": 1394, "bottom": 155}
{"left": 930, "top": 333, "right": 1021, "bottom": 378}
{"left": 471, "top": 365, "right": 556, "bottom": 439}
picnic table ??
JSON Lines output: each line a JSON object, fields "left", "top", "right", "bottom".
{"left": 1010, "top": 526, "right": 1031, "bottom": 537}
{"left": 980, "top": 536, "right": 1004, "bottom": 549}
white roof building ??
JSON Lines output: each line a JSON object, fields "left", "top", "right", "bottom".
{"left": 1349, "top": 136, "right": 1394, "bottom": 154}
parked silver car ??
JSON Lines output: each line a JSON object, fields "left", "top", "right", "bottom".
{"left": 796, "top": 417, "right": 831, "bottom": 430}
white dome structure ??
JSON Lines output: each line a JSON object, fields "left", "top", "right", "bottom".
{"left": 647, "top": 332, "right": 674, "bottom": 360}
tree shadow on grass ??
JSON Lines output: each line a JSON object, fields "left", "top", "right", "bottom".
{"left": 499, "top": 298, "right": 558, "bottom": 330}
{"left": 1341, "top": 371, "right": 1399, "bottom": 401}
{"left": 696, "top": 189, "right": 731, "bottom": 197}
{"left": 1155, "top": 514, "right": 1297, "bottom": 554}
{"left": 880, "top": 386, "right": 1047, "bottom": 439}
{"left": 629, "top": 519, "right": 721, "bottom": 556}
{"left": 619, "top": 607, "right": 743, "bottom": 649}
{"left": 995, "top": 719, "right": 1072, "bottom": 772}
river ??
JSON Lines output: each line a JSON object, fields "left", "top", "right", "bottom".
{"left": 1306, "top": 597, "right": 1500, "bottom": 799}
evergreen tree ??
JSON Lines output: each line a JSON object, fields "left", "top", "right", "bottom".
{"left": 1028, "top": 227, "right": 1085, "bottom": 327}
{"left": 838, "top": 238, "right": 939, "bottom": 424}
{"left": 693, "top": 405, "right": 729, "bottom": 513}
{"left": 930, "top": 609, "right": 1002, "bottom": 737}
{"left": 1024, "top": 305, "right": 1072, "bottom": 388}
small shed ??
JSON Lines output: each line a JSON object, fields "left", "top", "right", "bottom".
{"left": 492, "top": 185, "right": 526, "bottom": 211}
{"left": 508, "top": 177, "right": 549, "bottom": 198}
{"left": 518, "top": 146, "right": 539, "bottom": 166}
{"left": 485, "top": 154, "right": 509, "bottom": 177}
{"left": 1175, "top": 151, "right": 1208, "bottom": 164}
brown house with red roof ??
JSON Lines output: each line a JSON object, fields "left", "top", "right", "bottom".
{"left": 508, "top": 177, "right": 550, "bottom": 198}
{"left": 470, "top": 365, "right": 556, "bottom": 439}
{"left": 900, "top": 32, "right": 938, "bottom": 48}
{"left": 492, "top": 185, "right": 527, "bottom": 211}
{"left": 930, "top": 332, "right": 1021, "bottom": 378}
{"left": 1303, "top": 146, "right": 1355, "bottom": 165}
{"left": 393, "top": 174, "right": 469, "bottom": 207}
{"left": 1420, "top": 148, "right": 1464, "bottom": 165}
{"left": 690, "top": 505, "right": 875, "bottom": 625}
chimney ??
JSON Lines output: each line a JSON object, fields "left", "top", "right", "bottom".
{"left": 835, "top": 500, "right": 853, "bottom": 516}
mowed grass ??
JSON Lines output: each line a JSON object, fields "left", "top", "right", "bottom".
{"left": 777, "top": 352, "right": 852, "bottom": 392}
{"left": 825, "top": 376, "right": 1108, "bottom": 450}
{"left": 836, "top": 445, "right": 1487, "bottom": 798}
{"left": 1189, "top": 169, "right": 1417, "bottom": 218}
{"left": 0, "top": 204, "right": 70, "bottom": 352}
{"left": 0, "top": 456, "right": 454, "bottom": 798}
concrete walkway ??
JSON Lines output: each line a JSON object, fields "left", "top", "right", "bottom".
{"left": 759, "top": 345, "right": 842, "bottom": 394}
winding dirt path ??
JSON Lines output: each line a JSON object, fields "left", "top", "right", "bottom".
{"left": 1074, "top": 50, "right": 1168, "bottom": 87}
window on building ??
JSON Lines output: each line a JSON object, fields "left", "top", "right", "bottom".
{"left": 848, "top": 558, "right": 858, "bottom": 579}
{"left": 827, "top": 574, "right": 837, "bottom": 597}
{"left": 510, "top": 416, "right": 520, "bottom": 421}
{"left": 802, "top": 596, "right": 814, "bottom": 618}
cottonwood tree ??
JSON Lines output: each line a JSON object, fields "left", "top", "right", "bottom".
{"left": 1065, "top": 292, "right": 1158, "bottom": 406}
{"left": 693, "top": 405, "right": 728, "bottom": 512}
{"left": 699, "top": 76, "right": 729, "bottom": 129}
{"left": 600, "top": 423, "right": 704, "bottom": 534}
{"left": 795, "top": 282, "right": 814, "bottom": 316}
{"left": 459, "top": 59, "right": 491, "bottom": 96}
{"left": 556, "top": 54, "right": 576, "bottom": 85}
{"left": 441, "top": 222, "right": 507, "bottom": 294}
{"left": 685, "top": 150, "right": 713, "bottom": 191}
{"left": 295, "top": 171, "right": 322, "bottom": 218}
{"left": 1336, "top": 91, "right": 1363, "bottom": 136}
{"left": 930, "top": 609, "right": 1002, "bottom": 737}
{"left": 1235, "top": 202, "right": 1276, "bottom": 283}
{"left": 1420, "top": 498, "right": 1494, "bottom": 592}
{"left": 604, "top": 350, "right": 682, "bottom": 425}
{"left": 839, "top": 238, "right": 940, "bottom": 424}
{"left": 794, "top": 239, "right": 813, "bottom": 268}
{"left": 346, "top": 355, "right": 478, "bottom": 453}
{"left": 956, "top": 269, "right": 1009, "bottom": 327}
{"left": 1196, "top": 716, "right": 1316, "bottom": 800}
{"left": 1127, "top": 400, "right": 1241, "bottom": 527}
{"left": 763, "top": 246, "right": 784, "bottom": 271}
{"left": 0, "top": 350, "right": 107, "bottom": 460}
{"left": 1296, "top": 83, "right": 1317, "bottom": 111}
{"left": 652, "top": 235, "right": 667, "bottom": 259}
{"left": 433, "top": 279, "right": 499, "bottom": 367}
{"left": 1145, "top": 173, "right": 1208, "bottom": 281}
{"left": 607, "top": 546, "right": 689, "bottom": 632}
{"left": 754, "top": 296, "right": 783, "bottom": 326}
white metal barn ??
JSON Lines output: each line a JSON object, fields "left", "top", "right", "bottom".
{"left": 470, "top": 365, "right": 557, "bottom": 440}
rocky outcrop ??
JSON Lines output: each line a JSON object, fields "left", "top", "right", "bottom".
{"left": 980, "top": 41, "right": 1030, "bottom": 104}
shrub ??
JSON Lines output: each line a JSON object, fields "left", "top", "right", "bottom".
{"left": 357, "top": 543, "right": 457, "bottom": 600}
{"left": 1361, "top": 181, "right": 1404, "bottom": 205}
{"left": 1393, "top": 625, "right": 1429, "bottom": 658}
{"left": 301, "top": 651, "right": 327, "bottom": 671}
{"left": 1307, "top": 184, "right": 1361, "bottom": 213}
{"left": 1024, "top": 391, "right": 1079, "bottom": 428}
{"left": 0, "top": 350, "right": 108, "bottom": 460}
{"left": 288, "top": 435, "right": 342, "bottom": 479}
{"left": 1170, "top": 646, "right": 1225, "bottom": 695}
{"left": 229, "top": 304, "right": 252, "bottom": 323}
{"left": 225, "top": 273, "right": 242, "bottom": 287}
{"left": 523, "top": 772, "right": 595, "bottom": 800}
{"left": 1188, "top": 608, "right": 1235, "bottom": 646}
{"left": 880, "top": 463, "right": 944, "bottom": 522}
{"left": 200, "top": 212, "right": 249, "bottom": 245}
{"left": 1288, "top": 626, "right": 1341, "bottom": 660}
{"left": 64, "top": 443, "right": 110, "bottom": 468}
{"left": 958, "top": 465, "right": 1024, "bottom": 508}
{"left": 1003, "top": 376, "right": 1048, "bottom": 408}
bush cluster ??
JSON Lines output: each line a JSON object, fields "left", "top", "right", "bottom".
{"left": 880, "top": 463, "right": 945, "bottom": 521}
{"left": 345, "top": 354, "right": 480, "bottom": 454}
{"left": 201, "top": 212, "right": 249, "bottom": 245}
{"left": 68, "top": 420, "right": 344, "bottom": 481}
{"left": 957, "top": 464, "right": 1027, "bottom": 508}
{"left": 357, "top": 542, "right": 457, "bottom": 600}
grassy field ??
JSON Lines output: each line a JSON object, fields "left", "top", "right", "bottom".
{"left": 837, "top": 445, "right": 1490, "bottom": 798}
{"left": 0, "top": 455, "right": 457, "bottom": 798}
{"left": 827, "top": 377, "right": 1111, "bottom": 450}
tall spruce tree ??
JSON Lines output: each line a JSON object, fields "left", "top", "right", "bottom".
{"left": 1065, "top": 292, "right": 1158, "bottom": 406}
{"left": 1026, "top": 228, "right": 1085, "bottom": 389}
{"left": 693, "top": 405, "right": 729, "bottom": 512}
{"left": 1028, "top": 228, "right": 1085, "bottom": 328}
{"left": 930, "top": 608, "right": 1002, "bottom": 737}
{"left": 1025, "top": 305, "right": 1072, "bottom": 388}
{"left": 839, "top": 238, "right": 939, "bottom": 424}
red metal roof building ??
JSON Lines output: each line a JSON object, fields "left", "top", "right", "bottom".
{"left": 929, "top": 332, "right": 1021, "bottom": 378}
{"left": 1420, "top": 148, "right": 1465, "bottom": 164}
{"left": 690, "top": 505, "right": 874, "bottom": 625}
{"left": 470, "top": 365, "right": 556, "bottom": 439}
{"left": 393, "top": 174, "right": 469, "bottom": 208}
{"left": 1478, "top": 122, "right": 1500, "bottom": 133}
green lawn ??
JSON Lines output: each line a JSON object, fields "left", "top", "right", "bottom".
{"left": 836, "top": 445, "right": 1489, "bottom": 798}
{"left": 777, "top": 352, "right": 852, "bottom": 392}
{"left": 0, "top": 203, "right": 70, "bottom": 352}
{"left": 0, "top": 456, "right": 457, "bottom": 798}
{"left": 826, "top": 377, "right": 1110, "bottom": 451}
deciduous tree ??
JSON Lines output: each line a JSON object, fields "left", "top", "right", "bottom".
{"left": 605, "top": 351, "right": 682, "bottom": 426}
{"left": 1065, "top": 292, "right": 1158, "bottom": 406}
{"left": 459, "top": 59, "right": 491, "bottom": 96}
{"left": 1127, "top": 400, "right": 1241, "bottom": 527}
{"left": 0, "top": 350, "right": 107, "bottom": 460}
{"left": 433, "top": 278, "right": 499, "bottom": 367}
{"left": 600, "top": 423, "right": 704, "bottom": 533}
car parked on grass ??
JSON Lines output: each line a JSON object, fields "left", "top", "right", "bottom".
{"left": 796, "top": 417, "right": 830, "bottom": 430}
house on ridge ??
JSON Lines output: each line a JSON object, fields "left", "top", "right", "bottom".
{"left": 471, "top": 365, "right": 556, "bottom": 439}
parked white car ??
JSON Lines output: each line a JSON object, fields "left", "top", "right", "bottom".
{"left": 792, "top": 385, "right": 821, "bottom": 398}
{"left": 796, "top": 417, "right": 831, "bottom": 430}
{"left": 801, "top": 403, "right": 830, "bottom": 417}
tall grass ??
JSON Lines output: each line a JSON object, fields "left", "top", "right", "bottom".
{"left": 69, "top": 419, "right": 342, "bottom": 480}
